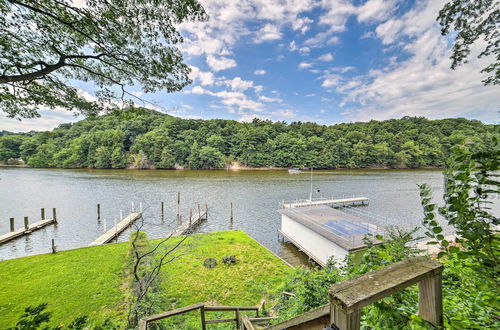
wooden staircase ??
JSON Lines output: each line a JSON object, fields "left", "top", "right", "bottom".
{"left": 140, "top": 257, "right": 443, "bottom": 330}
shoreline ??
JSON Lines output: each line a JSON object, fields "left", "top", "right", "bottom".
{"left": 0, "top": 164, "right": 444, "bottom": 171}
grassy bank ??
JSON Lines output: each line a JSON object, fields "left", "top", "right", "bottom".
{"left": 0, "top": 231, "right": 291, "bottom": 328}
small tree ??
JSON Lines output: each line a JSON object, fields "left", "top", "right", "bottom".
{"left": 419, "top": 140, "right": 499, "bottom": 286}
{"left": 126, "top": 214, "right": 190, "bottom": 328}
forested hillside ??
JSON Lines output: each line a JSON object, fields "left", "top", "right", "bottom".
{"left": 0, "top": 108, "right": 496, "bottom": 169}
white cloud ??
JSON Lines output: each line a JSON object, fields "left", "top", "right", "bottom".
{"left": 298, "top": 62, "right": 313, "bottom": 69}
{"left": 289, "top": 40, "right": 298, "bottom": 51}
{"left": 259, "top": 95, "right": 282, "bottom": 103}
{"left": 337, "top": 0, "right": 500, "bottom": 122}
{"left": 189, "top": 66, "right": 215, "bottom": 85}
{"left": 318, "top": 53, "right": 334, "bottom": 62}
{"left": 299, "top": 47, "right": 310, "bottom": 56}
{"left": 206, "top": 55, "right": 237, "bottom": 71}
{"left": 272, "top": 109, "right": 297, "bottom": 119}
{"left": 254, "top": 69, "right": 266, "bottom": 75}
{"left": 254, "top": 24, "right": 282, "bottom": 43}
{"left": 226, "top": 77, "right": 254, "bottom": 91}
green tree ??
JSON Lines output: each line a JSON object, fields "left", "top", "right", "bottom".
{"left": 438, "top": 0, "right": 499, "bottom": 85}
{"left": 0, "top": 135, "right": 26, "bottom": 162}
{"left": 0, "top": 0, "right": 208, "bottom": 118}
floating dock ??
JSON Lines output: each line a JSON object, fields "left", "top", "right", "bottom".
{"left": 0, "top": 218, "right": 57, "bottom": 245}
{"left": 88, "top": 212, "right": 142, "bottom": 246}
{"left": 282, "top": 197, "right": 369, "bottom": 209}
{"left": 172, "top": 209, "right": 207, "bottom": 236}
{"left": 278, "top": 205, "right": 384, "bottom": 265}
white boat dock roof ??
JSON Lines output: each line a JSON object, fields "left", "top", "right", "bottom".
{"left": 279, "top": 205, "right": 384, "bottom": 251}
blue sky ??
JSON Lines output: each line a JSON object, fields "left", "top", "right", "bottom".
{"left": 2, "top": 0, "right": 499, "bottom": 132}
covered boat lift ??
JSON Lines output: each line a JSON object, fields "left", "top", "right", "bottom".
{"left": 278, "top": 205, "right": 384, "bottom": 266}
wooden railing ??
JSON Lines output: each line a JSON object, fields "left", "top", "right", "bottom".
{"left": 329, "top": 257, "right": 443, "bottom": 330}
{"left": 139, "top": 303, "right": 267, "bottom": 329}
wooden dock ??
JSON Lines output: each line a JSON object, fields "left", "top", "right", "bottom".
{"left": 88, "top": 212, "right": 142, "bottom": 246}
{"left": 172, "top": 209, "right": 207, "bottom": 236}
{"left": 0, "top": 218, "right": 56, "bottom": 245}
{"left": 283, "top": 197, "right": 369, "bottom": 209}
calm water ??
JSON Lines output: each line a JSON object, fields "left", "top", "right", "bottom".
{"left": 0, "top": 168, "right": 483, "bottom": 262}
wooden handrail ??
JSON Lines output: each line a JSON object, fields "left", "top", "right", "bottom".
{"left": 139, "top": 303, "right": 261, "bottom": 330}
{"left": 241, "top": 314, "right": 256, "bottom": 330}
{"left": 329, "top": 257, "right": 443, "bottom": 330}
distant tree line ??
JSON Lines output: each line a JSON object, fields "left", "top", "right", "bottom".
{"left": 0, "top": 108, "right": 496, "bottom": 169}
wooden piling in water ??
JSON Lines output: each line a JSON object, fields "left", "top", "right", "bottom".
{"left": 24, "top": 216, "right": 29, "bottom": 231}
{"left": 51, "top": 239, "right": 56, "bottom": 253}
{"left": 53, "top": 208, "right": 57, "bottom": 223}
{"left": 97, "top": 204, "right": 101, "bottom": 220}
{"left": 41, "top": 208, "right": 45, "bottom": 220}
{"left": 9, "top": 218, "right": 14, "bottom": 232}
{"left": 230, "top": 202, "right": 234, "bottom": 222}
{"left": 177, "top": 192, "right": 181, "bottom": 222}
{"left": 161, "top": 201, "right": 164, "bottom": 218}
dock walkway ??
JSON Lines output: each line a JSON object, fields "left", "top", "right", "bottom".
{"left": 172, "top": 210, "right": 207, "bottom": 236}
{"left": 88, "top": 212, "right": 142, "bottom": 246}
{"left": 283, "top": 197, "right": 369, "bottom": 209}
{"left": 0, "top": 218, "right": 56, "bottom": 245}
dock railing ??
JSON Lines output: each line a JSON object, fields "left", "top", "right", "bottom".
{"left": 329, "top": 257, "right": 443, "bottom": 330}
{"left": 139, "top": 303, "right": 270, "bottom": 330}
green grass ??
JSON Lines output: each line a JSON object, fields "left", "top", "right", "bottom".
{"left": 0, "top": 231, "right": 291, "bottom": 328}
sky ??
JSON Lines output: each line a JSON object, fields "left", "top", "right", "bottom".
{"left": 1, "top": 0, "right": 499, "bottom": 132}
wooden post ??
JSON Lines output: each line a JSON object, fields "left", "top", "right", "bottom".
{"left": 10, "top": 217, "right": 14, "bottom": 232}
{"left": 161, "top": 202, "right": 164, "bottom": 218}
{"left": 97, "top": 204, "right": 101, "bottom": 220}
{"left": 51, "top": 239, "right": 56, "bottom": 253}
{"left": 189, "top": 208, "right": 192, "bottom": 227}
{"left": 330, "top": 303, "right": 360, "bottom": 330}
{"left": 418, "top": 274, "right": 443, "bottom": 327}
{"left": 24, "top": 216, "right": 29, "bottom": 231}
{"left": 205, "top": 204, "right": 208, "bottom": 219}
{"left": 200, "top": 306, "right": 207, "bottom": 330}
{"left": 52, "top": 208, "right": 57, "bottom": 222}
{"left": 41, "top": 208, "right": 45, "bottom": 220}
{"left": 198, "top": 204, "right": 201, "bottom": 220}
{"left": 230, "top": 202, "right": 234, "bottom": 222}
{"left": 235, "top": 308, "right": 240, "bottom": 329}
{"left": 139, "top": 319, "right": 147, "bottom": 330}
{"left": 177, "top": 192, "right": 180, "bottom": 222}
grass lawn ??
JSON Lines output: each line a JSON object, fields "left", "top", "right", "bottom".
{"left": 0, "top": 230, "right": 292, "bottom": 328}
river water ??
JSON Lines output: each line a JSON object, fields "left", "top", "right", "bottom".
{"left": 0, "top": 168, "right": 487, "bottom": 262}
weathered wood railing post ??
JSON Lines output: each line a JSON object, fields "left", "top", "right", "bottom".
{"left": 10, "top": 217, "right": 14, "bottom": 232}
{"left": 52, "top": 208, "right": 57, "bottom": 223}
{"left": 200, "top": 305, "right": 207, "bottom": 330}
{"left": 329, "top": 257, "right": 443, "bottom": 330}
{"left": 419, "top": 273, "right": 443, "bottom": 326}
{"left": 24, "top": 216, "right": 29, "bottom": 231}
{"left": 41, "top": 208, "right": 45, "bottom": 220}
